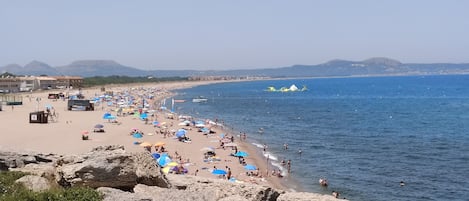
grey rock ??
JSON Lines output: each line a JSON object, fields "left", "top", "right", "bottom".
{"left": 10, "top": 163, "right": 56, "bottom": 179}
{"left": 55, "top": 146, "right": 138, "bottom": 189}
{"left": 0, "top": 150, "right": 58, "bottom": 170}
{"left": 55, "top": 145, "right": 169, "bottom": 190}
{"left": 15, "top": 175, "right": 51, "bottom": 192}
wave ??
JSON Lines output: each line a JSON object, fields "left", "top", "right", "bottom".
{"left": 263, "top": 151, "right": 278, "bottom": 161}
{"left": 252, "top": 142, "right": 263, "bottom": 149}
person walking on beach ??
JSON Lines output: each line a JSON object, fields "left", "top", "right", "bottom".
{"left": 227, "top": 167, "right": 232, "bottom": 180}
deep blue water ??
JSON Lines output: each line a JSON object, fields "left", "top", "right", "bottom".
{"left": 172, "top": 75, "right": 469, "bottom": 201}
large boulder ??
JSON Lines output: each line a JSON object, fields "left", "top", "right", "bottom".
{"left": 10, "top": 163, "right": 56, "bottom": 179}
{"left": 15, "top": 175, "right": 52, "bottom": 192}
{"left": 55, "top": 145, "right": 169, "bottom": 190}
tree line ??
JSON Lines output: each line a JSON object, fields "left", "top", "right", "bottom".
{"left": 82, "top": 76, "right": 189, "bottom": 87}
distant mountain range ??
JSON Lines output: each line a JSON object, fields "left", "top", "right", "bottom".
{"left": 2, "top": 57, "right": 469, "bottom": 78}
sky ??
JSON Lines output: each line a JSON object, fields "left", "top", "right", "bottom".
{"left": 1, "top": 0, "right": 468, "bottom": 70}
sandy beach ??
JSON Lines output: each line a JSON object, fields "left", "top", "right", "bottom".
{"left": 0, "top": 80, "right": 288, "bottom": 191}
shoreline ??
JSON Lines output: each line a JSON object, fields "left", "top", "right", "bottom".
{"left": 159, "top": 81, "right": 293, "bottom": 191}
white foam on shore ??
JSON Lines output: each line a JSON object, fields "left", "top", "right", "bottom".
{"left": 271, "top": 161, "right": 288, "bottom": 176}
{"left": 252, "top": 142, "right": 263, "bottom": 149}
{"left": 263, "top": 151, "right": 278, "bottom": 161}
{"left": 251, "top": 142, "right": 289, "bottom": 176}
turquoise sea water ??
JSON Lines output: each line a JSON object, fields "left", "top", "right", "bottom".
{"left": 172, "top": 75, "right": 469, "bottom": 201}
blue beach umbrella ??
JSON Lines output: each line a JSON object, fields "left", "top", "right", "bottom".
{"left": 244, "top": 164, "right": 257, "bottom": 170}
{"left": 234, "top": 151, "right": 248, "bottom": 157}
{"left": 132, "top": 133, "right": 143, "bottom": 138}
{"left": 176, "top": 129, "right": 187, "bottom": 138}
{"left": 103, "top": 113, "right": 111, "bottom": 118}
{"left": 151, "top": 153, "right": 160, "bottom": 160}
{"left": 212, "top": 169, "right": 227, "bottom": 175}
{"left": 157, "top": 153, "right": 171, "bottom": 167}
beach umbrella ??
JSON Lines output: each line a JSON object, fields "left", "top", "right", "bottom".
{"left": 139, "top": 142, "right": 152, "bottom": 147}
{"left": 94, "top": 124, "right": 104, "bottom": 129}
{"left": 176, "top": 129, "right": 187, "bottom": 138}
{"left": 152, "top": 121, "right": 160, "bottom": 126}
{"left": 132, "top": 133, "right": 143, "bottom": 138}
{"left": 103, "top": 113, "right": 111, "bottom": 118}
{"left": 157, "top": 153, "right": 171, "bottom": 167}
{"left": 166, "top": 162, "right": 179, "bottom": 167}
{"left": 244, "top": 164, "right": 257, "bottom": 171}
{"left": 171, "top": 166, "right": 188, "bottom": 174}
{"left": 212, "top": 169, "right": 227, "bottom": 175}
{"left": 103, "top": 115, "right": 116, "bottom": 120}
{"left": 162, "top": 166, "right": 171, "bottom": 174}
{"left": 234, "top": 151, "right": 248, "bottom": 157}
{"left": 151, "top": 153, "right": 160, "bottom": 160}
{"left": 140, "top": 113, "right": 148, "bottom": 120}
{"left": 154, "top": 142, "right": 165, "bottom": 147}
{"left": 81, "top": 130, "right": 89, "bottom": 135}
{"left": 224, "top": 143, "right": 238, "bottom": 147}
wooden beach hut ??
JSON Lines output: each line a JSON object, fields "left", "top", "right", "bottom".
{"left": 29, "top": 111, "right": 49, "bottom": 124}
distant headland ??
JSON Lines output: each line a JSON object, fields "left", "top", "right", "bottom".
{"left": 2, "top": 57, "right": 469, "bottom": 78}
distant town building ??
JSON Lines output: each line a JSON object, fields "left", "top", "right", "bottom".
{"left": 0, "top": 75, "right": 83, "bottom": 93}
{"left": 52, "top": 76, "right": 84, "bottom": 89}
{"left": 0, "top": 77, "right": 21, "bottom": 93}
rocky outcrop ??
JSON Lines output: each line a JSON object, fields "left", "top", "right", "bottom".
{"left": 0, "top": 150, "right": 57, "bottom": 170}
{"left": 1, "top": 146, "right": 347, "bottom": 201}
{"left": 164, "top": 174, "right": 280, "bottom": 200}
{"left": 55, "top": 145, "right": 170, "bottom": 190}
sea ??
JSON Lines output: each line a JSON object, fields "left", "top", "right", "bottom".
{"left": 170, "top": 75, "right": 469, "bottom": 201}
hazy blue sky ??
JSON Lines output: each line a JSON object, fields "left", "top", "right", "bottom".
{"left": 1, "top": 0, "right": 468, "bottom": 70}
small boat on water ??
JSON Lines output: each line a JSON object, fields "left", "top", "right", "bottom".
{"left": 192, "top": 96, "right": 208, "bottom": 103}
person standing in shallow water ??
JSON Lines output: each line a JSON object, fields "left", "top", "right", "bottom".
{"left": 287, "top": 159, "right": 291, "bottom": 173}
